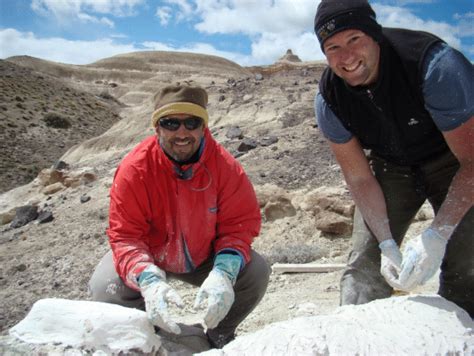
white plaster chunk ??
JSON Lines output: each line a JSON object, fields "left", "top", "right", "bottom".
{"left": 9, "top": 298, "right": 162, "bottom": 354}
{"left": 199, "top": 295, "right": 474, "bottom": 356}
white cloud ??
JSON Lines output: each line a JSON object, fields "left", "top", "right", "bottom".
{"left": 0, "top": 28, "right": 139, "bottom": 65}
{"left": 31, "top": 0, "right": 145, "bottom": 16}
{"left": 31, "top": 0, "right": 144, "bottom": 27}
{"left": 77, "top": 13, "right": 115, "bottom": 28}
{"left": 156, "top": 6, "right": 173, "bottom": 26}
{"left": 194, "top": 0, "right": 315, "bottom": 35}
{"left": 454, "top": 12, "right": 474, "bottom": 20}
{"left": 373, "top": 4, "right": 462, "bottom": 49}
{"left": 190, "top": 0, "right": 321, "bottom": 64}
{"left": 453, "top": 12, "right": 474, "bottom": 37}
{"left": 249, "top": 32, "right": 322, "bottom": 65}
{"left": 165, "top": 0, "right": 194, "bottom": 21}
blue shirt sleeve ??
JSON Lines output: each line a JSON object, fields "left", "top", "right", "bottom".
{"left": 314, "top": 92, "right": 352, "bottom": 144}
{"left": 422, "top": 42, "right": 474, "bottom": 131}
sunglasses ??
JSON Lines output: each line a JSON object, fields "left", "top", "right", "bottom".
{"left": 159, "top": 117, "right": 203, "bottom": 131}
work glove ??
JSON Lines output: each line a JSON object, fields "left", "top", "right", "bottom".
{"left": 379, "top": 239, "right": 403, "bottom": 289}
{"left": 194, "top": 253, "right": 242, "bottom": 329}
{"left": 398, "top": 228, "right": 448, "bottom": 291}
{"left": 138, "top": 264, "right": 183, "bottom": 334}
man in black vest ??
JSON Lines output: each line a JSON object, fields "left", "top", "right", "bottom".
{"left": 313, "top": 0, "right": 473, "bottom": 316}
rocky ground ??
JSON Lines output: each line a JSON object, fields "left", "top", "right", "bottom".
{"left": 0, "top": 51, "right": 437, "bottom": 354}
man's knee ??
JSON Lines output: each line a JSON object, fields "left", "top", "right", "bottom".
{"left": 340, "top": 268, "right": 392, "bottom": 305}
{"left": 239, "top": 251, "right": 271, "bottom": 296}
{"left": 89, "top": 274, "right": 126, "bottom": 303}
{"left": 88, "top": 251, "right": 143, "bottom": 308}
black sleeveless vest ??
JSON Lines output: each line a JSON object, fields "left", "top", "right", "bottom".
{"left": 320, "top": 28, "right": 449, "bottom": 165}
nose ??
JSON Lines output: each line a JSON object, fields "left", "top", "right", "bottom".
{"left": 174, "top": 122, "right": 190, "bottom": 137}
{"left": 339, "top": 47, "right": 355, "bottom": 63}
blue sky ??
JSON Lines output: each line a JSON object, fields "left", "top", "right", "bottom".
{"left": 0, "top": 0, "right": 473, "bottom": 66}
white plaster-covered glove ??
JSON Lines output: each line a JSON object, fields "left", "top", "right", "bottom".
{"left": 379, "top": 239, "right": 403, "bottom": 289}
{"left": 138, "top": 265, "right": 183, "bottom": 334}
{"left": 398, "top": 228, "right": 448, "bottom": 290}
{"left": 194, "top": 253, "right": 241, "bottom": 329}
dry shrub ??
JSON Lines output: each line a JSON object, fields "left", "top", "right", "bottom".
{"left": 43, "top": 112, "right": 71, "bottom": 129}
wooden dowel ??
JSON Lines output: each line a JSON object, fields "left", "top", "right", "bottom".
{"left": 272, "top": 263, "right": 346, "bottom": 274}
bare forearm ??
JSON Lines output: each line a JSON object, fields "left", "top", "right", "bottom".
{"left": 330, "top": 138, "right": 393, "bottom": 244}
{"left": 431, "top": 164, "right": 473, "bottom": 239}
{"left": 434, "top": 118, "right": 474, "bottom": 239}
{"left": 346, "top": 175, "right": 393, "bottom": 243}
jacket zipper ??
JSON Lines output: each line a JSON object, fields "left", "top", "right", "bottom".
{"left": 366, "top": 89, "right": 383, "bottom": 112}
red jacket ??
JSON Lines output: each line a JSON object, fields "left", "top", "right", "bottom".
{"left": 107, "top": 129, "right": 261, "bottom": 290}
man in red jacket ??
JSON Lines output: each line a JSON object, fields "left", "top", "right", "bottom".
{"left": 89, "top": 85, "right": 270, "bottom": 348}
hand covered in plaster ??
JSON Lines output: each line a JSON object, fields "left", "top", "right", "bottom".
{"left": 194, "top": 253, "right": 241, "bottom": 329}
{"left": 138, "top": 265, "right": 183, "bottom": 334}
{"left": 194, "top": 269, "right": 235, "bottom": 329}
{"left": 379, "top": 239, "right": 404, "bottom": 289}
{"left": 398, "top": 228, "right": 448, "bottom": 290}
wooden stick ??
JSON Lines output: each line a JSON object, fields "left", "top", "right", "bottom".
{"left": 272, "top": 263, "right": 346, "bottom": 274}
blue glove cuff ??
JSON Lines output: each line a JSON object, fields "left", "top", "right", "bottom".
{"left": 379, "top": 239, "right": 397, "bottom": 251}
{"left": 213, "top": 253, "right": 242, "bottom": 285}
{"left": 138, "top": 265, "right": 165, "bottom": 288}
{"left": 425, "top": 228, "right": 448, "bottom": 243}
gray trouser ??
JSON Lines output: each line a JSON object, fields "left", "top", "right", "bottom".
{"left": 89, "top": 249, "right": 271, "bottom": 347}
{"left": 340, "top": 150, "right": 474, "bottom": 317}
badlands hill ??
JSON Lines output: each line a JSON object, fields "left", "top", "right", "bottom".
{"left": 0, "top": 50, "right": 441, "bottom": 354}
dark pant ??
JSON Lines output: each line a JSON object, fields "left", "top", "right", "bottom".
{"left": 340, "top": 151, "right": 474, "bottom": 317}
{"left": 89, "top": 250, "right": 271, "bottom": 347}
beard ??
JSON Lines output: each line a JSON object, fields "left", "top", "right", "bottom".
{"left": 159, "top": 136, "right": 199, "bottom": 163}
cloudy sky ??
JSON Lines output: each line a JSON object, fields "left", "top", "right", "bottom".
{"left": 0, "top": 0, "right": 473, "bottom": 66}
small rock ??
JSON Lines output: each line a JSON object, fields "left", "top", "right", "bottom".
{"left": 316, "top": 211, "right": 352, "bottom": 235}
{"left": 260, "top": 136, "right": 278, "bottom": 147}
{"left": 237, "top": 138, "right": 258, "bottom": 152}
{"left": 255, "top": 73, "right": 263, "bottom": 81}
{"left": 0, "top": 208, "right": 16, "bottom": 225}
{"left": 226, "top": 126, "right": 243, "bottom": 140}
{"left": 80, "top": 195, "right": 91, "bottom": 203}
{"left": 37, "top": 211, "right": 54, "bottom": 224}
{"left": 52, "top": 160, "right": 69, "bottom": 171}
{"left": 263, "top": 198, "right": 297, "bottom": 222}
{"left": 16, "top": 264, "right": 27, "bottom": 272}
{"left": 10, "top": 206, "right": 38, "bottom": 229}
{"left": 41, "top": 182, "right": 65, "bottom": 195}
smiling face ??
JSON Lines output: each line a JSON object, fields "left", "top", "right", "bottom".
{"left": 323, "top": 29, "right": 381, "bottom": 87}
{"left": 156, "top": 113, "right": 204, "bottom": 163}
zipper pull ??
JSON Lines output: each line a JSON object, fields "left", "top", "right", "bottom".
{"left": 366, "top": 89, "right": 374, "bottom": 100}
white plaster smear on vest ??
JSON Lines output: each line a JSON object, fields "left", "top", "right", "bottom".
{"left": 199, "top": 295, "right": 473, "bottom": 356}
{"left": 8, "top": 295, "right": 474, "bottom": 355}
